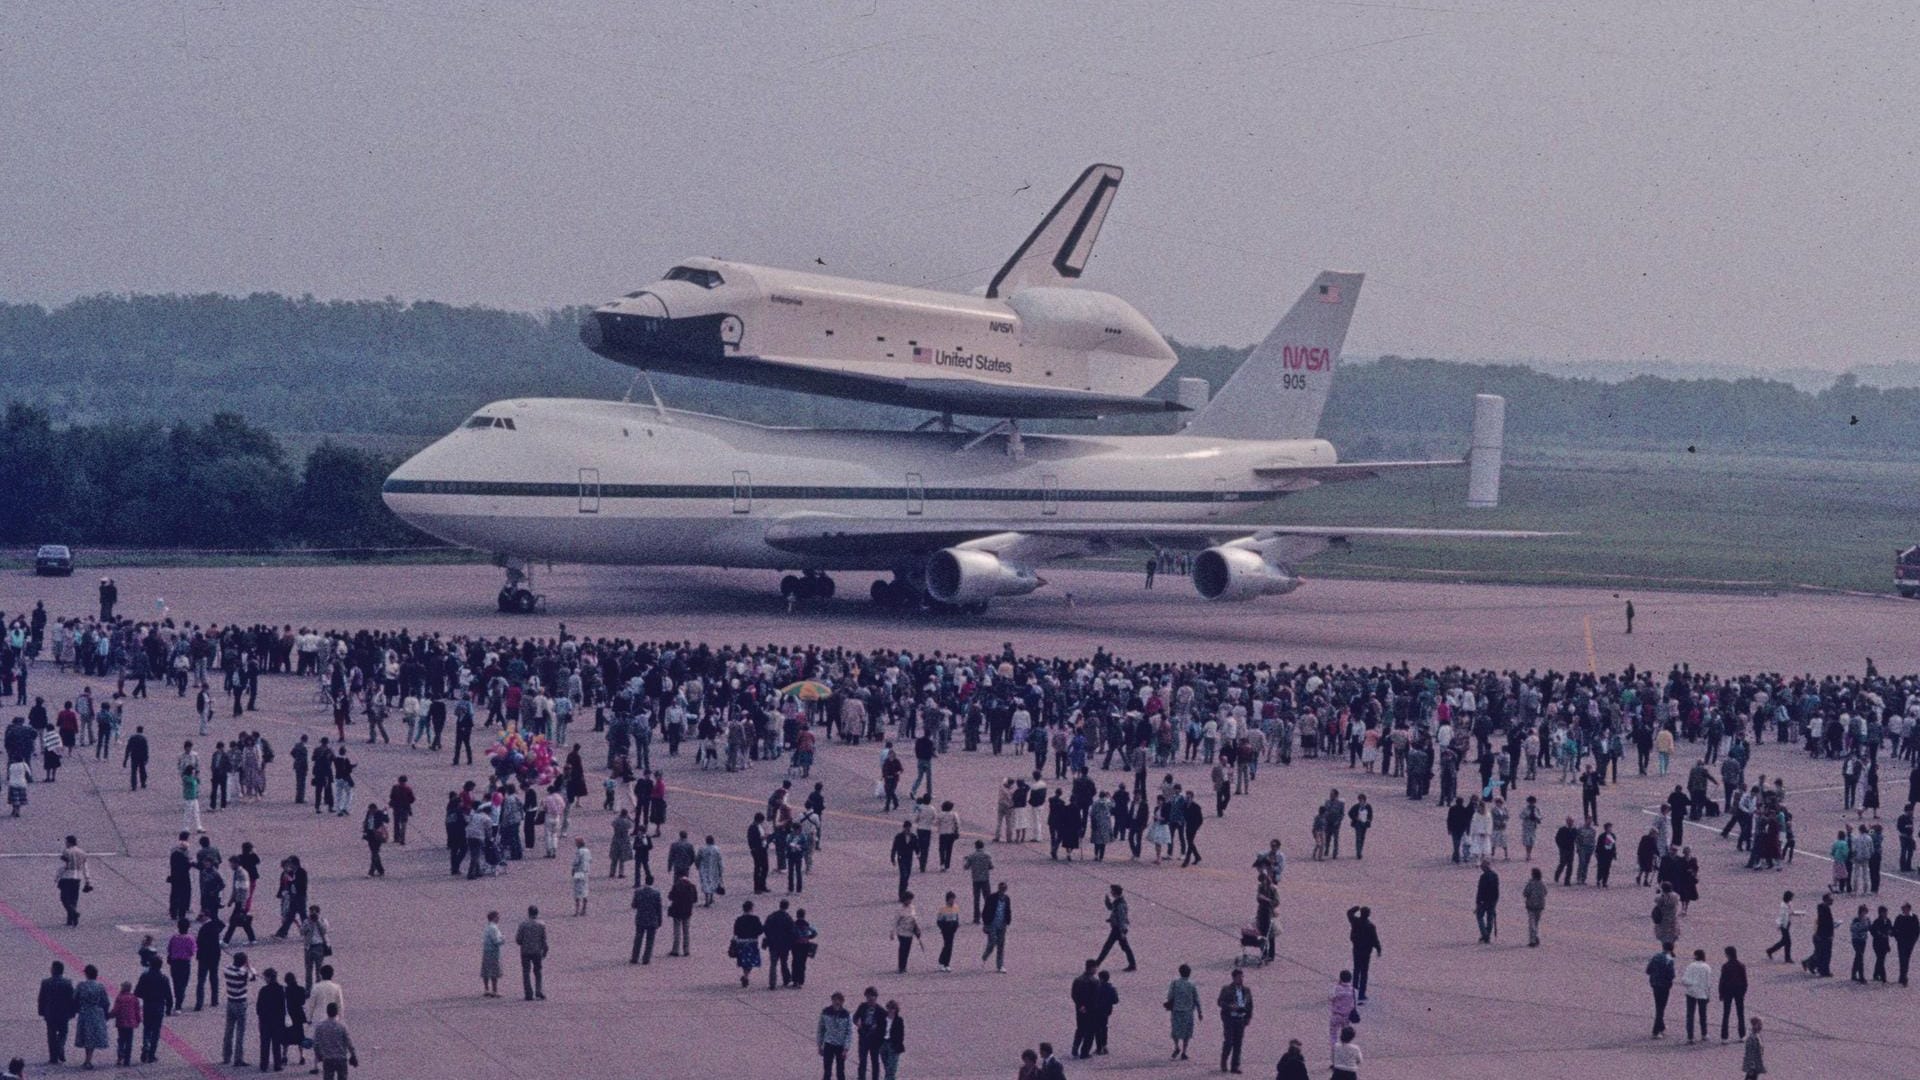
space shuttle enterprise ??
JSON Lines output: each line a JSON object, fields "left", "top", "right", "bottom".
{"left": 579, "top": 164, "right": 1189, "bottom": 419}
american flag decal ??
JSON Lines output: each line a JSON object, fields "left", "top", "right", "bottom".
{"left": 1317, "top": 284, "right": 1341, "bottom": 304}
{"left": 912, "top": 346, "right": 932, "bottom": 364}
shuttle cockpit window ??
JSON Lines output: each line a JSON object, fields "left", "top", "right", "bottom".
{"left": 663, "top": 266, "right": 724, "bottom": 289}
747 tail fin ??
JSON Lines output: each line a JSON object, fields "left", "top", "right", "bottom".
{"left": 1182, "top": 271, "right": 1363, "bottom": 441}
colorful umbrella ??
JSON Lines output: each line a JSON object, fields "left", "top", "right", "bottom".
{"left": 780, "top": 680, "right": 833, "bottom": 702}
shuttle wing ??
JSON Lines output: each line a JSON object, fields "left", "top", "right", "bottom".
{"left": 762, "top": 513, "right": 1564, "bottom": 561}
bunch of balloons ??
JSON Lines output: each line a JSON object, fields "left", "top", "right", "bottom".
{"left": 486, "top": 728, "right": 557, "bottom": 785}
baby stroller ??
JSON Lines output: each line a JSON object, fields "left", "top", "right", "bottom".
{"left": 482, "top": 826, "right": 506, "bottom": 877}
{"left": 1238, "top": 926, "right": 1272, "bottom": 968}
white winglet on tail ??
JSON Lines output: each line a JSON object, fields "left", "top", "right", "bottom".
{"left": 1467, "top": 393, "right": 1505, "bottom": 509}
{"left": 986, "top": 164, "right": 1123, "bottom": 298}
{"left": 1183, "top": 271, "right": 1364, "bottom": 441}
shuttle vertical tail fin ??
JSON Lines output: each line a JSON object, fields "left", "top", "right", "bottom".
{"left": 1182, "top": 271, "right": 1363, "bottom": 441}
{"left": 986, "top": 164, "right": 1123, "bottom": 298}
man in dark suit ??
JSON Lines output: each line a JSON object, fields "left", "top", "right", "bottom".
{"left": 123, "top": 726, "right": 150, "bottom": 789}
{"left": 38, "top": 960, "right": 75, "bottom": 1063}
{"left": 1035, "top": 1042, "right": 1067, "bottom": 1080}
{"left": 888, "top": 822, "right": 916, "bottom": 903}
{"left": 748, "top": 813, "right": 770, "bottom": 894}
{"left": 1216, "top": 968, "right": 1254, "bottom": 1073}
{"left": 1069, "top": 959, "right": 1100, "bottom": 1058}
{"left": 981, "top": 882, "right": 1013, "bottom": 972}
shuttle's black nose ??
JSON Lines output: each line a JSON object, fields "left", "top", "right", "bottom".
{"left": 582, "top": 294, "right": 670, "bottom": 355}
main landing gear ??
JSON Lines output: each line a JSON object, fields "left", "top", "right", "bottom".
{"left": 869, "top": 577, "right": 917, "bottom": 610}
{"left": 495, "top": 558, "right": 544, "bottom": 614}
{"left": 869, "top": 575, "right": 987, "bottom": 616}
{"left": 780, "top": 571, "right": 836, "bottom": 602}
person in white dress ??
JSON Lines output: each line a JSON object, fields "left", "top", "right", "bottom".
{"left": 570, "top": 839, "right": 592, "bottom": 916}
{"left": 1468, "top": 798, "right": 1494, "bottom": 861}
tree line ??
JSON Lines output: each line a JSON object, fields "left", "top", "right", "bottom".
{"left": 0, "top": 404, "right": 421, "bottom": 550}
{"left": 4, "top": 291, "right": 1916, "bottom": 456}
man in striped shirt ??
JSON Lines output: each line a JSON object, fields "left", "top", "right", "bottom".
{"left": 220, "top": 952, "right": 256, "bottom": 1066}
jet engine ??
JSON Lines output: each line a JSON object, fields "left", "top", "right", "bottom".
{"left": 926, "top": 549, "right": 1043, "bottom": 604}
{"left": 1191, "top": 546, "right": 1303, "bottom": 601}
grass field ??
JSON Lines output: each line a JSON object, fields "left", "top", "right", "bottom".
{"left": 1280, "top": 447, "right": 1920, "bottom": 593}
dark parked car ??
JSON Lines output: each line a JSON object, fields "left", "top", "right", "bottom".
{"left": 34, "top": 544, "right": 74, "bottom": 576}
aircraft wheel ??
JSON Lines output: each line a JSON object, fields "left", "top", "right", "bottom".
{"left": 497, "top": 588, "right": 516, "bottom": 613}
{"left": 872, "top": 579, "right": 917, "bottom": 609}
{"left": 962, "top": 602, "right": 988, "bottom": 616}
{"left": 780, "top": 575, "right": 802, "bottom": 600}
{"left": 817, "top": 575, "right": 836, "bottom": 600}
{"left": 512, "top": 588, "right": 538, "bottom": 614}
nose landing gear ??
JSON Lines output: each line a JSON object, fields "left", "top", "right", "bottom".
{"left": 495, "top": 558, "right": 543, "bottom": 614}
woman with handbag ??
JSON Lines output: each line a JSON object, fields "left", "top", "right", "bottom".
{"left": 279, "top": 971, "right": 308, "bottom": 1068}
{"left": 1328, "top": 970, "right": 1360, "bottom": 1054}
{"left": 1164, "top": 963, "right": 1201, "bottom": 1060}
{"left": 730, "top": 900, "right": 764, "bottom": 988}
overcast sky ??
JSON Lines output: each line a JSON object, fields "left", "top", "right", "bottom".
{"left": 3, "top": 1, "right": 1915, "bottom": 370}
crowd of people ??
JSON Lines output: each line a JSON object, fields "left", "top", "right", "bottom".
{"left": 8, "top": 594, "right": 1920, "bottom": 1078}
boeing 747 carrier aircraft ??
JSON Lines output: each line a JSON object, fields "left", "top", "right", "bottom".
{"left": 386, "top": 271, "right": 1555, "bottom": 612}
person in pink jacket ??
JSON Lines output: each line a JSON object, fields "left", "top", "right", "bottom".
{"left": 1329, "top": 970, "right": 1360, "bottom": 1052}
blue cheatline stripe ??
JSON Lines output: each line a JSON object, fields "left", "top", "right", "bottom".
{"left": 382, "top": 478, "right": 1275, "bottom": 505}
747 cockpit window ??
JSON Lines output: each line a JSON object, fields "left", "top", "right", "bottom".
{"left": 663, "top": 266, "right": 724, "bottom": 289}
{"left": 465, "top": 416, "right": 517, "bottom": 430}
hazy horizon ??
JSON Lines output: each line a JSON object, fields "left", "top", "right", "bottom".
{"left": 4, "top": 2, "right": 1915, "bottom": 370}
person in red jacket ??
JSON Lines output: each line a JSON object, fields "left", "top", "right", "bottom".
{"left": 111, "top": 981, "right": 142, "bottom": 1066}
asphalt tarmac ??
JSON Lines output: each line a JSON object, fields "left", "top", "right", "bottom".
{"left": 1, "top": 565, "right": 1914, "bottom": 1079}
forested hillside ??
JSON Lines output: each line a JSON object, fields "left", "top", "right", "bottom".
{"left": 2, "top": 292, "right": 1914, "bottom": 457}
